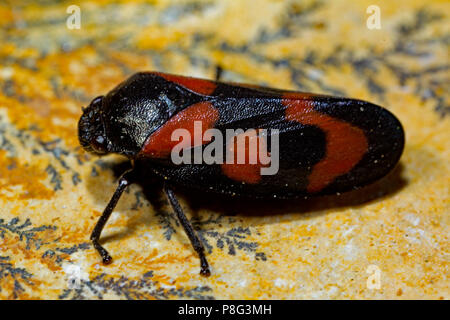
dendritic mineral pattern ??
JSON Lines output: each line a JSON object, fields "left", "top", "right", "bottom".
{"left": 0, "top": 0, "right": 448, "bottom": 299}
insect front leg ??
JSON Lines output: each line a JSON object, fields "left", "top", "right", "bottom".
{"left": 90, "top": 169, "right": 135, "bottom": 264}
{"left": 163, "top": 185, "right": 211, "bottom": 277}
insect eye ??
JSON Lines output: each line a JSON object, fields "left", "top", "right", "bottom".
{"left": 91, "top": 135, "right": 108, "bottom": 154}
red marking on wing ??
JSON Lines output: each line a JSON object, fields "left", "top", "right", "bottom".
{"left": 283, "top": 93, "right": 368, "bottom": 193}
{"left": 156, "top": 72, "right": 217, "bottom": 96}
{"left": 221, "top": 130, "right": 270, "bottom": 184}
{"left": 141, "top": 101, "right": 219, "bottom": 158}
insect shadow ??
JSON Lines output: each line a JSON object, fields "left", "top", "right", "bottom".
{"left": 175, "top": 163, "right": 407, "bottom": 221}
{"left": 99, "top": 159, "right": 407, "bottom": 225}
{"left": 83, "top": 158, "right": 407, "bottom": 255}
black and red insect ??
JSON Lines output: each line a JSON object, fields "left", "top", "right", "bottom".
{"left": 78, "top": 70, "right": 404, "bottom": 276}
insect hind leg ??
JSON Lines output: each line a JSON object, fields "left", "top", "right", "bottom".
{"left": 164, "top": 185, "right": 211, "bottom": 276}
{"left": 214, "top": 66, "right": 223, "bottom": 82}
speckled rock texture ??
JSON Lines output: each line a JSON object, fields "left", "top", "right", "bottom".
{"left": 0, "top": 0, "right": 448, "bottom": 299}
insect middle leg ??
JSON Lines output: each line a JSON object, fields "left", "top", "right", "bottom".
{"left": 164, "top": 185, "right": 211, "bottom": 277}
{"left": 90, "top": 169, "right": 135, "bottom": 264}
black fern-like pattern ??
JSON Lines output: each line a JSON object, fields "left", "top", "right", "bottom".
{"left": 212, "top": 8, "right": 449, "bottom": 116}
{"left": 0, "top": 1, "right": 447, "bottom": 300}
{"left": 153, "top": 210, "right": 267, "bottom": 260}
{"left": 59, "top": 272, "right": 214, "bottom": 300}
{"left": 0, "top": 115, "right": 87, "bottom": 191}
{"left": 0, "top": 217, "right": 56, "bottom": 250}
{"left": 42, "top": 242, "right": 91, "bottom": 265}
{"left": 155, "top": 210, "right": 179, "bottom": 241}
{"left": 192, "top": 214, "right": 266, "bottom": 260}
{"left": 0, "top": 256, "right": 34, "bottom": 299}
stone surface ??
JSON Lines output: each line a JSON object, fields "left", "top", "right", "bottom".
{"left": 0, "top": 0, "right": 448, "bottom": 299}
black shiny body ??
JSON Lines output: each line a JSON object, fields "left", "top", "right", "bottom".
{"left": 79, "top": 72, "right": 404, "bottom": 199}
{"left": 78, "top": 71, "right": 405, "bottom": 275}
